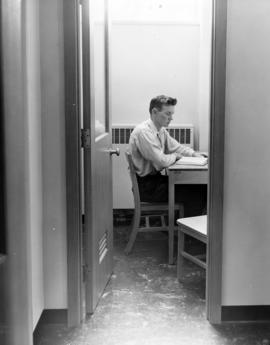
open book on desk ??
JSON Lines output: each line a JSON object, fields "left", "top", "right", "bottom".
{"left": 175, "top": 156, "right": 208, "bottom": 166}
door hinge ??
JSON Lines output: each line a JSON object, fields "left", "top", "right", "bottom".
{"left": 81, "top": 129, "right": 90, "bottom": 149}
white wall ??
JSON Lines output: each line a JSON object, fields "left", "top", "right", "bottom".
{"left": 110, "top": 0, "right": 212, "bottom": 151}
{"left": 26, "top": 0, "right": 44, "bottom": 329}
{"left": 1, "top": 0, "right": 67, "bottom": 334}
{"left": 111, "top": 21, "right": 200, "bottom": 131}
{"left": 40, "top": 0, "right": 68, "bottom": 309}
{"left": 110, "top": 0, "right": 200, "bottom": 22}
{"left": 222, "top": 0, "right": 270, "bottom": 305}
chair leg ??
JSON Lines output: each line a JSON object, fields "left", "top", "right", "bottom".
{"left": 124, "top": 208, "right": 141, "bottom": 255}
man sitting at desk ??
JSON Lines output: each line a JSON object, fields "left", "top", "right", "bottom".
{"left": 129, "top": 95, "right": 206, "bottom": 217}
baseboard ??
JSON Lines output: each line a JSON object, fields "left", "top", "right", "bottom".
{"left": 222, "top": 305, "right": 270, "bottom": 323}
{"left": 113, "top": 209, "right": 134, "bottom": 225}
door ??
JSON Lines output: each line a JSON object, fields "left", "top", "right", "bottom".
{"left": 79, "top": 0, "right": 116, "bottom": 314}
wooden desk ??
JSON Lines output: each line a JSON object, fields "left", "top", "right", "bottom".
{"left": 168, "top": 164, "right": 208, "bottom": 264}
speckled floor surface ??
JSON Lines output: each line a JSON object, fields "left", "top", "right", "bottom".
{"left": 35, "top": 226, "right": 270, "bottom": 345}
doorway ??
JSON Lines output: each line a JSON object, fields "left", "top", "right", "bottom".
{"left": 64, "top": 0, "right": 227, "bottom": 326}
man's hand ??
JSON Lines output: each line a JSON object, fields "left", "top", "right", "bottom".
{"left": 175, "top": 152, "right": 183, "bottom": 161}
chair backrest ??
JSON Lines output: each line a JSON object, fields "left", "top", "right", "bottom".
{"left": 125, "top": 151, "right": 141, "bottom": 208}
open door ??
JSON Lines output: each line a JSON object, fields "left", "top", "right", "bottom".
{"left": 79, "top": 0, "right": 117, "bottom": 314}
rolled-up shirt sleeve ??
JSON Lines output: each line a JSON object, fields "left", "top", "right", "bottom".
{"left": 136, "top": 130, "right": 177, "bottom": 170}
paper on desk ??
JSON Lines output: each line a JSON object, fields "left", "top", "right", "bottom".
{"left": 176, "top": 156, "right": 208, "bottom": 166}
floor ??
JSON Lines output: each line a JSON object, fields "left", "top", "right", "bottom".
{"left": 35, "top": 225, "right": 270, "bottom": 345}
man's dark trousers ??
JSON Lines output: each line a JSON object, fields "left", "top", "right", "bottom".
{"left": 136, "top": 172, "right": 207, "bottom": 217}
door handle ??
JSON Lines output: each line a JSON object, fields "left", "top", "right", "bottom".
{"left": 108, "top": 148, "right": 120, "bottom": 156}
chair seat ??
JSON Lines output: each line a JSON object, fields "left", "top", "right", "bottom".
{"left": 177, "top": 215, "right": 207, "bottom": 279}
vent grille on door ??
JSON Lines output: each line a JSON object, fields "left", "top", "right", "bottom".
{"left": 99, "top": 231, "right": 108, "bottom": 264}
{"left": 112, "top": 126, "right": 193, "bottom": 145}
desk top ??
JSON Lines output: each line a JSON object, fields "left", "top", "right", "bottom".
{"left": 177, "top": 215, "right": 207, "bottom": 236}
{"left": 168, "top": 163, "right": 208, "bottom": 171}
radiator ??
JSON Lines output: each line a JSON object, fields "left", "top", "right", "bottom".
{"left": 112, "top": 124, "right": 194, "bottom": 208}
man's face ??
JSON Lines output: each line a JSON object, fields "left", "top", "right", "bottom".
{"left": 152, "top": 105, "right": 175, "bottom": 129}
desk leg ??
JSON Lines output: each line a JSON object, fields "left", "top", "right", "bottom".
{"left": 177, "top": 229, "right": 184, "bottom": 280}
{"left": 168, "top": 173, "right": 175, "bottom": 264}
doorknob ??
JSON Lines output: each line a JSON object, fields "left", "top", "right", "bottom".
{"left": 108, "top": 148, "right": 120, "bottom": 156}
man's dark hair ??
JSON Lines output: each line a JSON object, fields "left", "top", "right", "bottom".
{"left": 149, "top": 95, "right": 177, "bottom": 114}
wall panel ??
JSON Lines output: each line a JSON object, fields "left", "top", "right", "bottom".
{"left": 222, "top": 0, "right": 270, "bottom": 305}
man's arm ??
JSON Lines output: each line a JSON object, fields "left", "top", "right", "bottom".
{"left": 136, "top": 130, "right": 179, "bottom": 170}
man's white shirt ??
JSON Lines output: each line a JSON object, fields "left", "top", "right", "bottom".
{"left": 129, "top": 119, "right": 195, "bottom": 176}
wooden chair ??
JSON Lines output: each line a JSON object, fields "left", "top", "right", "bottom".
{"left": 176, "top": 215, "right": 207, "bottom": 279}
{"left": 125, "top": 152, "right": 184, "bottom": 260}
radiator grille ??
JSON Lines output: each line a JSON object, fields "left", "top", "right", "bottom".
{"left": 167, "top": 128, "right": 191, "bottom": 145}
{"left": 112, "top": 125, "right": 193, "bottom": 146}
{"left": 112, "top": 127, "right": 133, "bottom": 144}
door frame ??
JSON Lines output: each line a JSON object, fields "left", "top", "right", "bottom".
{"left": 64, "top": 0, "right": 228, "bottom": 326}
{"left": 207, "top": 0, "right": 227, "bottom": 324}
